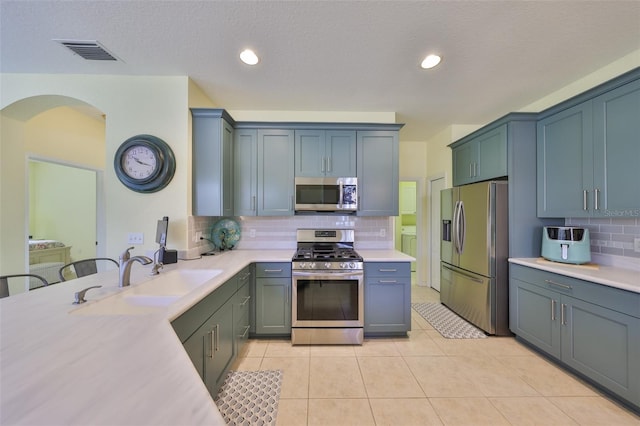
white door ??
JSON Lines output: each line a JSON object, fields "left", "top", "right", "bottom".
{"left": 429, "top": 175, "right": 446, "bottom": 291}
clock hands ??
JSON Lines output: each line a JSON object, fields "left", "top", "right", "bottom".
{"left": 133, "top": 156, "right": 153, "bottom": 167}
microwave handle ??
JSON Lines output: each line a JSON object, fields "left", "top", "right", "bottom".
{"left": 338, "top": 180, "right": 343, "bottom": 208}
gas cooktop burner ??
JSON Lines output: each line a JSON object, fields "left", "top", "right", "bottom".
{"left": 292, "top": 229, "right": 363, "bottom": 271}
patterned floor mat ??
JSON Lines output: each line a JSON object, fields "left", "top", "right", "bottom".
{"left": 214, "top": 369, "right": 283, "bottom": 426}
{"left": 412, "top": 302, "right": 487, "bottom": 339}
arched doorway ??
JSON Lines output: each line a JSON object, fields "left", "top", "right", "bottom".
{"left": 1, "top": 95, "right": 106, "bottom": 293}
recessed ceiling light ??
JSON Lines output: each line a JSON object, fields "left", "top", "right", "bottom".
{"left": 421, "top": 54, "right": 441, "bottom": 69}
{"left": 240, "top": 49, "right": 259, "bottom": 65}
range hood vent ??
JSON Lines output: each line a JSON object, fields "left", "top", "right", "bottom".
{"left": 54, "top": 40, "right": 118, "bottom": 61}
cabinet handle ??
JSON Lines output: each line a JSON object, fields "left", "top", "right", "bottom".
{"left": 379, "top": 268, "right": 397, "bottom": 272}
{"left": 544, "top": 279, "right": 572, "bottom": 290}
{"left": 251, "top": 195, "right": 256, "bottom": 211}
{"left": 214, "top": 324, "right": 220, "bottom": 351}
{"left": 327, "top": 157, "right": 332, "bottom": 172}
{"left": 240, "top": 295, "right": 251, "bottom": 307}
{"left": 208, "top": 330, "right": 214, "bottom": 359}
{"left": 594, "top": 188, "right": 600, "bottom": 210}
{"left": 551, "top": 299, "right": 556, "bottom": 321}
{"left": 321, "top": 157, "right": 326, "bottom": 173}
{"left": 264, "top": 269, "right": 283, "bottom": 273}
{"left": 239, "top": 325, "right": 250, "bottom": 339}
{"left": 379, "top": 279, "right": 399, "bottom": 284}
{"left": 469, "top": 163, "right": 473, "bottom": 178}
{"left": 583, "top": 190, "right": 589, "bottom": 211}
{"left": 561, "top": 304, "right": 567, "bottom": 325}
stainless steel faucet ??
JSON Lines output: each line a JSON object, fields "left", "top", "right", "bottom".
{"left": 118, "top": 247, "right": 152, "bottom": 287}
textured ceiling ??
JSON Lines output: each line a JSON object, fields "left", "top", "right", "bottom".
{"left": 1, "top": 0, "right": 639, "bottom": 140}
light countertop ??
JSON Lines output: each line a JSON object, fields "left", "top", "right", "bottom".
{"left": 0, "top": 249, "right": 410, "bottom": 425}
{"left": 508, "top": 257, "right": 640, "bottom": 294}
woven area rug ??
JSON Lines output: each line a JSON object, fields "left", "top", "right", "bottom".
{"left": 214, "top": 369, "right": 283, "bottom": 426}
{"left": 412, "top": 302, "right": 487, "bottom": 339}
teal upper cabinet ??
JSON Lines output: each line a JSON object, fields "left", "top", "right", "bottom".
{"left": 233, "top": 129, "right": 258, "bottom": 216}
{"left": 537, "top": 102, "right": 593, "bottom": 217}
{"left": 357, "top": 130, "right": 399, "bottom": 216}
{"left": 191, "top": 109, "right": 235, "bottom": 217}
{"left": 537, "top": 71, "right": 640, "bottom": 218}
{"left": 257, "top": 129, "right": 295, "bottom": 216}
{"left": 592, "top": 79, "right": 640, "bottom": 216}
{"left": 294, "top": 130, "right": 356, "bottom": 177}
{"left": 451, "top": 124, "right": 507, "bottom": 186}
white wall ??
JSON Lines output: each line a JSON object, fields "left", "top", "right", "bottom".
{"left": 1, "top": 74, "right": 192, "bottom": 275}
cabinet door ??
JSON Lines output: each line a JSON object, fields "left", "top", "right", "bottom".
{"left": 258, "top": 129, "right": 294, "bottom": 216}
{"left": 325, "top": 130, "right": 356, "bottom": 177}
{"left": 364, "top": 277, "right": 411, "bottom": 334}
{"left": 476, "top": 124, "right": 507, "bottom": 182}
{"left": 592, "top": 79, "right": 640, "bottom": 217}
{"left": 255, "top": 278, "right": 291, "bottom": 335}
{"left": 537, "top": 102, "right": 594, "bottom": 217}
{"left": 192, "top": 112, "right": 234, "bottom": 216}
{"left": 561, "top": 295, "right": 640, "bottom": 405}
{"left": 234, "top": 129, "right": 258, "bottom": 216}
{"left": 294, "top": 130, "right": 324, "bottom": 177}
{"left": 204, "top": 301, "right": 234, "bottom": 395}
{"left": 221, "top": 120, "right": 234, "bottom": 217}
{"left": 452, "top": 141, "right": 476, "bottom": 186}
{"left": 510, "top": 278, "right": 561, "bottom": 359}
{"left": 357, "top": 131, "right": 399, "bottom": 216}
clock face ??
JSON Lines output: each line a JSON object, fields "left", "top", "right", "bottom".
{"left": 114, "top": 135, "right": 175, "bottom": 193}
{"left": 121, "top": 145, "right": 158, "bottom": 180}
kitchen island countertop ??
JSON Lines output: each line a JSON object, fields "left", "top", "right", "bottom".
{"left": 0, "top": 248, "right": 411, "bottom": 425}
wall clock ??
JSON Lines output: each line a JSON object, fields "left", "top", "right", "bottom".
{"left": 114, "top": 134, "right": 176, "bottom": 193}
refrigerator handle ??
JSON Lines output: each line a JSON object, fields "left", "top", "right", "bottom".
{"left": 452, "top": 201, "right": 460, "bottom": 254}
{"left": 458, "top": 200, "right": 466, "bottom": 254}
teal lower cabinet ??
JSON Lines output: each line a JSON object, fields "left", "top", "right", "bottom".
{"left": 254, "top": 262, "right": 292, "bottom": 336}
{"left": 171, "top": 272, "right": 246, "bottom": 397}
{"left": 364, "top": 262, "right": 411, "bottom": 336}
{"left": 233, "top": 267, "right": 252, "bottom": 356}
{"left": 510, "top": 264, "right": 640, "bottom": 411}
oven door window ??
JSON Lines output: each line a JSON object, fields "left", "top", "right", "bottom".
{"left": 296, "top": 278, "right": 359, "bottom": 322}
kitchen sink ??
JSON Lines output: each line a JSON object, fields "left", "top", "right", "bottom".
{"left": 71, "top": 269, "right": 223, "bottom": 315}
{"left": 123, "top": 294, "right": 182, "bottom": 307}
{"left": 126, "top": 269, "right": 223, "bottom": 296}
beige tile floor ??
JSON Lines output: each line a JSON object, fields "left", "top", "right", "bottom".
{"left": 231, "top": 285, "right": 640, "bottom": 425}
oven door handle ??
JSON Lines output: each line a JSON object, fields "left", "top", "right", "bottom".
{"left": 293, "top": 271, "right": 363, "bottom": 280}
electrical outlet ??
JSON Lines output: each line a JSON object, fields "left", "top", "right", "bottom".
{"left": 379, "top": 228, "right": 386, "bottom": 237}
{"left": 249, "top": 229, "right": 256, "bottom": 238}
{"left": 127, "top": 232, "right": 143, "bottom": 244}
{"left": 634, "top": 238, "right": 640, "bottom": 253}
{"left": 195, "top": 231, "right": 202, "bottom": 242}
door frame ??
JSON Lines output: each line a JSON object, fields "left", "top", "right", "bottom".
{"left": 25, "top": 155, "right": 105, "bottom": 269}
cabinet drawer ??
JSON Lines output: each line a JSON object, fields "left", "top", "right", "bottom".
{"left": 364, "top": 262, "right": 410, "bottom": 278}
{"left": 236, "top": 265, "right": 253, "bottom": 289}
{"left": 171, "top": 278, "right": 237, "bottom": 343}
{"left": 255, "top": 262, "right": 291, "bottom": 278}
{"left": 510, "top": 264, "right": 640, "bottom": 318}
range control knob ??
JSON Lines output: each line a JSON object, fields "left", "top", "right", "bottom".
{"left": 310, "top": 262, "right": 316, "bottom": 269}
{"left": 324, "top": 262, "right": 331, "bottom": 269}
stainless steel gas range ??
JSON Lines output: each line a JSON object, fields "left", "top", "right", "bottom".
{"left": 291, "top": 229, "right": 364, "bottom": 345}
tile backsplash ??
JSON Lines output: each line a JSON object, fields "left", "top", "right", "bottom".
{"left": 186, "top": 215, "right": 393, "bottom": 257}
{"left": 566, "top": 217, "right": 640, "bottom": 270}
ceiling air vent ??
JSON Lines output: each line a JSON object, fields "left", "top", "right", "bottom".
{"left": 54, "top": 39, "right": 118, "bottom": 61}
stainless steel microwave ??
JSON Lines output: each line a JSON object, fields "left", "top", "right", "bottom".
{"left": 294, "top": 177, "right": 358, "bottom": 212}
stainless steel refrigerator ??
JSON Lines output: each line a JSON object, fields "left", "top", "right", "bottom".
{"left": 440, "top": 180, "right": 510, "bottom": 335}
